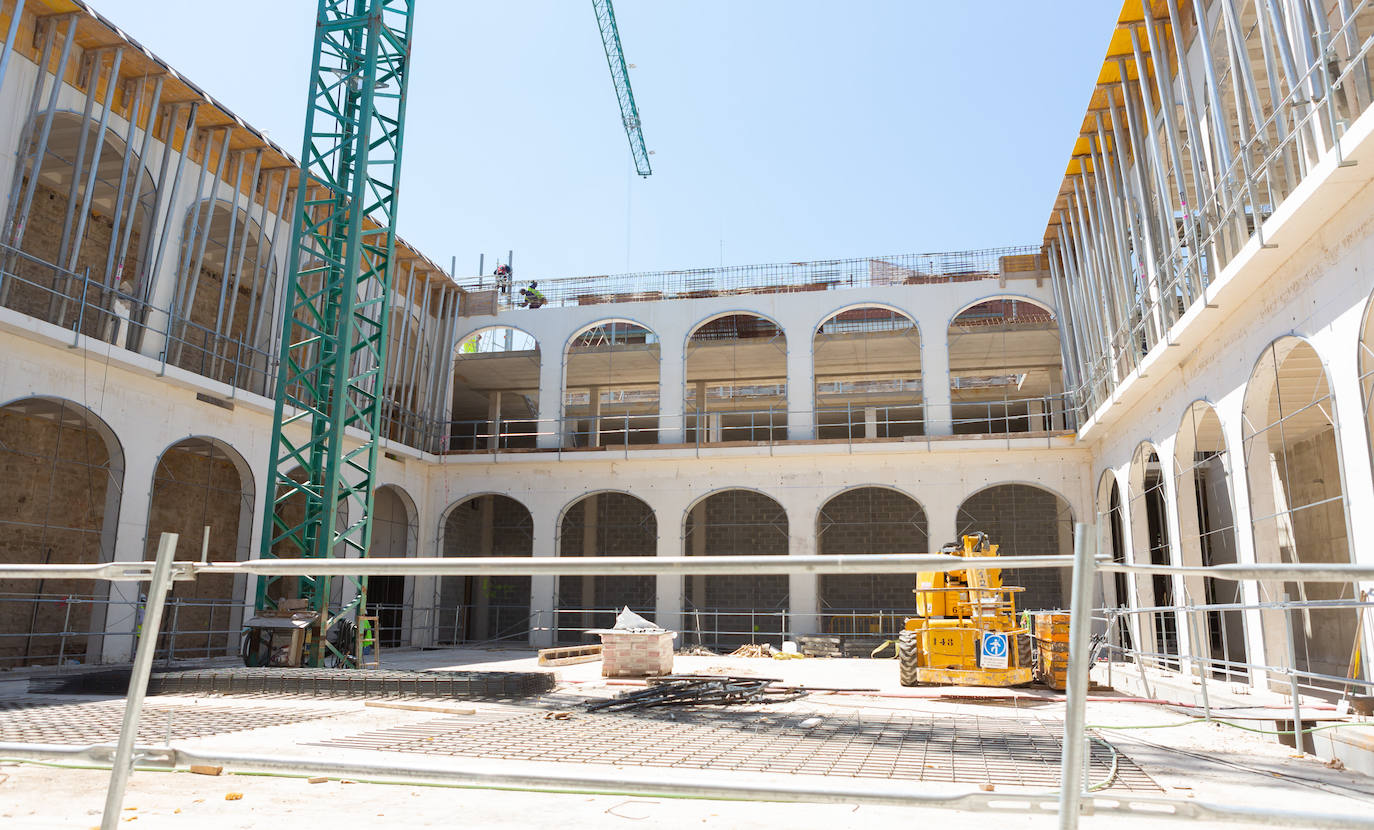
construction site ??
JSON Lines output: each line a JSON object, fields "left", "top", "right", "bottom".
{"left": 3, "top": 0, "right": 1374, "bottom": 827}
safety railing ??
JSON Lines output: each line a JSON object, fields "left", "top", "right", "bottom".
{"left": 439, "top": 393, "right": 1083, "bottom": 454}
{"left": 455, "top": 246, "right": 1041, "bottom": 311}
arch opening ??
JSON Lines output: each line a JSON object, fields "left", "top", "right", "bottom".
{"left": 1175, "top": 403, "right": 1248, "bottom": 681}
{"left": 369, "top": 484, "right": 417, "bottom": 647}
{"left": 0, "top": 397, "right": 124, "bottom": 668}
{"left": 449, "top": 327, "right": 541, "bottom": 451}
{"left": 813, "top": 308, "right": 923, "bottom": 439}
{"left": 438, "top": 495, "right": 533, "bottom": 643}
{"left": 146, "top": 437, "right": 253, "bottom": 659}
{"left": 1129, "top": 443, "right": 1179, "bottom": 669}
{"left": 1, "top": 112, "right": 157, "bottom": 344}
{"left": 955, "top": 483, "right": 1073, "bottom": 612}
{"left": 557, "top": 492, "right": 657, "bottom": 641}
{"left": 947, "top": 299, "right": 1067, "bottom": 434}
{"left": 685, "top": 315, "right": 787, "bottom": 442}
{"left": 1243, "top": 338, "right": 1357, "bottom": 688}
{"left": 169, "top": 199, "right": 278, "bottom": 391}
{"left": 564, "top": 321, "right": 660, "bottom": 447}
{"left": 817, "top": 487, "right": 927, "bottom": 638}
{"left": 1096, "top": 471, "right": 1133, "bottom": 653}
{"left": 684, "top": 490, "right": 788, "bottom": 647}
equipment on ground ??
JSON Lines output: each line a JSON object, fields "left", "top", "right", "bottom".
{"left": 898, "top": 532, "right": 1034, "bottom": 687}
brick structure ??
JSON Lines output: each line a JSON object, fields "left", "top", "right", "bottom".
{"left": 439, "top": 495, "right": 533, "bottom": 642}
{"left": 818, "top": 487, "right": 927, "bottom": 625}
{"left": 557, "top": 493, "right": 656, "bottom": 623}
{"left": 0, "top": 401, "right": 118, "bottom": 667}
{"left": 956, "top": 484, "right": 1069, "bottom": 611}
{"left": 144, "top": 439, "right": 249, "bottom": 658}
{"left": 684, "top": 490, "right": 788, "bottom": 643}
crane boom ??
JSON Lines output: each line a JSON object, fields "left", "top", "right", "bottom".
{"left": 592, "top": 0, "right": 651, "bottom": 176}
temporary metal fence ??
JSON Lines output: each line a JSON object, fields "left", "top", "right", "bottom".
{"left": 5, "top": 529, "right": 1374, "bottom": 828}
{"left": 454, "top": 246, "right": 1041, "bottom": 311}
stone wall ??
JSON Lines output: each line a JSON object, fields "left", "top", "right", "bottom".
{"left": 818, "top": 487, "right": 928, "bottom": 617}
{"left": 0, "top": 405, "right": 115, "bottom": 667}
{"left": 144, "top": 441, "right": 247, "bottom": 658}
{"left": 956, "top": 484, "right": 1067, "bottom": 611}
{"left": 557, "top": 493, "right": 656, "bottom": 618}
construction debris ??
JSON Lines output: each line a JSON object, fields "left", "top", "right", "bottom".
{"left": 728, "top": 643, "right": 774, "bottom": 658}
{"left": 537, "top": 644, "right": 603, "bottom": 666}
{"left": 188, "top": 765, "right": 222, "bottom": 776}
{"left": 586, "top": 675, "right": 806, "bottom": 712}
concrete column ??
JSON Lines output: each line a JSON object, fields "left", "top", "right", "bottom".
{"left": 535, "top": 345, "right": 563, "bottom": 449}
{"left": 922, "top": 331, "right": 953, "bottom": 436}
{"left": 486, "top": 390, "right": 501, "bottom": 449}
{"left": 100, "top": 446, "right": 160, "bottom": 663}
{"left": 1155, "top": 437, "right": 1193, "bottom": 664}
{"left": 787, "top": 504, "right": 819, "bottom": 637}
{"left": 527, "top": 498, "right": 558, "bottom": 648}
{"left": 1049, "top": 367, "right": 1066, "bottom": 430}
{"left": 657, "top": 330, "right": 685, "bottom": 444}
{"left": 654, "top": 496, "right": 686, "bottom": 635}
{"left": 1216, "top": 390, "right": 1270, "bottom": 688}
{"left": 786, "top": 333, "right": 815, "bottom": 441}
{"left": 587, "top": 384, "right": 601, "bottom": 448}
{"left": 863, "top": 406, "right": 878, "bottom": 439}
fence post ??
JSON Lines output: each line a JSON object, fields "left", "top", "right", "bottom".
{"left": 1187, "top": 606, "right": 1212, "bottom": 721}
{"left": 1283, "top": 592, "right": 1305, "bottom": 752}
{"left": 101, "top": 531, "right": 179, "bottom": 830}
{"left": 1058, "top": 522, "right": 1096, "bottom": 829}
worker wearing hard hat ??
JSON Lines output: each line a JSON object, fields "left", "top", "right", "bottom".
{"left": 519, "top": 281, "right": 547, "bottom": 309}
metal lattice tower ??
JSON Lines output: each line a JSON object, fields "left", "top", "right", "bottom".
{"left": 256, "top": 0, "right": 414, "bottom": 666}
{"left": 592, "top": 0, "right": 651, "bottom": 177}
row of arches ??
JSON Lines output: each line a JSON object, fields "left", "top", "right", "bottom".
{"left": 437, "top": 483, "right": 1074, "bottom": 647}
{"left": 1098, "top": 335, "right": 1361, "bottom": 688}
{"left": 0, "top": 395, "right": 420, "bottom": 667}
{"left": 3, "top": 111, "right": 285, "bottom": 393}
{"left": 450, "top": 298, "right": 1067, "bottom": 449}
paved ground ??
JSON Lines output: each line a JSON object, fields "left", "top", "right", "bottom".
{"left": 1, "top": 648, "right": 1371, "bottom": 828}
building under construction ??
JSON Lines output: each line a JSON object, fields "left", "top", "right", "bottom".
{"left": 2, "top": 0, "right": 1374, "bottom": 787}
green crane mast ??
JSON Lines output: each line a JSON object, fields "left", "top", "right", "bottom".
{"left": 592, "top": 0, "right": 651, "bottom": 177}
{"left": 256, "top": 0, "right": 414, "bottom": 667}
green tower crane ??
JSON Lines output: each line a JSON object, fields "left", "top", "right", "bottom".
{"left": 255, "top": 0, "right": 414, "bottom": 667}
{"left": 592, "top": 0, "right": 651, "bottom": 177}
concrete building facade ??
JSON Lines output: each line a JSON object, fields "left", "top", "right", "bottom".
{"left": 0, "top": 0, "right": 1371, "bottom": 698}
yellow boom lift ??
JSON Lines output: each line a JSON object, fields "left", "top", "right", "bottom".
{"left": 898, "top": 532, "right": 1033, "bottom": 686}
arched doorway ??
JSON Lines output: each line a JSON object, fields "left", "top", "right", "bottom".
{"left": 947, "top": 299, "right": 1066, "bottom": 433}
{"left": 1175, "top": 402, "right": 1248, "bottom": 680}
{"left": 169, "top": 199, "right": 277, "bottom": 387}
{"left": 956, "top": 483, "right": 1073, "bottom": 611}
{"left": 449, "top": 327, "right": 540, "bottom": 450}
{"left": 683, "top": 490, "right": 788, "bottom": 647}
{"left": 564, "top": 321, "right": 660, "bottom": 447}
{"left": 685, "top": 314, "right": 787, "bottom": 442}
{"left": 557, "top": 492, "right": 657, "bottom": 640}
{"left": 438, "top": 494, "right": 534, "bottom": 643}
{"left": 146, "top": 437, "right": 253, "bottom": 659}
{"left": 1, "top": 110, "right": 156, "bottom": 340}
{"left": 0, "top": 397, "right": 124, "bottom": 668}
{"left": 1243, "top": 337, "right": 1358, "bottom": 686}
{"left": 817, "top": 487, "right": 927, "bottom": 638}
{"left": 813, "top": 307, "right": 922, "bottom": 439}
{"left": 369, "top": 484, "right": 417, "bottom": 647}
{"left": 1129, "top": 442, "right": 1178, "bottom": 668}
{"left": 1096, "top": 470, "right": 1133, "bottom": 652}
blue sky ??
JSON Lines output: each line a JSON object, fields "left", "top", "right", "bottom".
{"left": 90, "top": 1, "right": 1121, "bottom": 280}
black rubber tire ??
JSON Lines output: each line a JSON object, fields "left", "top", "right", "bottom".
{"left": 1017, "top": 631, "right": 1033, "bottom": 674}
{"left": 898, "top": 629, "right": 922, "bottom": 687}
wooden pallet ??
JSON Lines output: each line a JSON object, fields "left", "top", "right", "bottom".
{"left": 537, "top": 644, "right": 603, "bottom": 666}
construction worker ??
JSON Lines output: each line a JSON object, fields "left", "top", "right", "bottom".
{"left": 519, "top": 281, "right": 546, "bottom": 309}
{"left": 494, "top": 262, "right": 512, "bottom": 294}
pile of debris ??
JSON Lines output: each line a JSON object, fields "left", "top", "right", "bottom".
{"left": 586, "top": 674, "right": 806, "bottom": 712}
